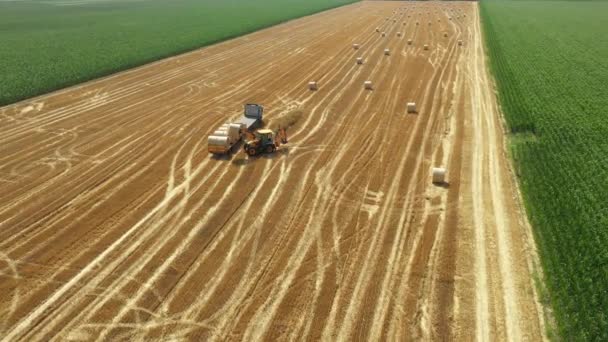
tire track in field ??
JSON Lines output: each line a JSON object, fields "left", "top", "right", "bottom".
{"left": 234, "top": 11, "right": 408, "bottom": 334}
{"left": 16, "top": 4, "right": 376, "bottom": 338}
{"left": 0, "top": 2, "right": 546, "bottom": 341}
{"left": 369, "top": 19, "right": 464, "bottom": 341}
{"left": 0, "top": 10, "right": 346, "bottom": 192}
{"left": 216, "top": 15, "right": 402, "bottom": 332}
{"left": 0, "top": 10, "right": 360, "bottom": 254}
{"left": 153, "top": 17, "right": 385, "bottom": 329}
{"left": 0, "top": 9, "right": 344, "bottom": 144}
{"left": 266, "top": 9, "right": 408, "bottom": 338}
{"left": 0, "top": 0, "right": 360, "bottom": 179}
{"left": 468, "top": 6, "right": 521, "bottom": 340}
{"left": 290, "top": 33, "right": 407, "bottom": 333}
{"left": 329, "top": 38, "right": 426, "bottom": 341}
{"left": 396, "top": 9, "right": 468, "bottom": 340}
{"left": 202, "top": 29, "right": 395, "bottom": 340}
{"left": 357, "top": 29, "right": 458, "bottom": 342}
{"left": 276, "top": 74, "right": 395, "bottom": 340}
{"left": 14, "top": 154, "right": 232, "bottom": 341}
{"left": 0, "top": 27, "right": 317, "bottom": 178}
{"left": 79, "top": 34, "right": 356, "bottom": 340}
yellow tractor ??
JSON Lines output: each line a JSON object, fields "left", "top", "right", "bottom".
{"left": 243, "top": 127, "right": 288, "bottom": 156}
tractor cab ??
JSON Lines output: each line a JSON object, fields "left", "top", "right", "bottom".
{"left": 243, "top": 128, "right": 287, "bottom": 156}
{"left": 256, "top": 129, "right": 274, "bottom": 144}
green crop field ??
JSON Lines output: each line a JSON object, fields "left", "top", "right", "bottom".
{"left": 0, "top": 0, "right": 357, "bottom": 106}
{"left": 481, "top": 0, "right": 608, "bottom": 340}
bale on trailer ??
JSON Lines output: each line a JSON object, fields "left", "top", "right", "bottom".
{"left": 407, "top": 102, "right": 417, "bottom": 113}
{"left": 208, "top": 135, "right": 229, "bottom": 145}
{"left": 364, "top": 81, "right": 373, "bottom": 90}
{"left": 308, "top": 81, "right": 318, "bottom": 90}
{"left": 356, "top": 57, "right": 364, "bottom": 65}
{"left": 214, "top": 123, "right": 242, "bottom": 144}
{"left": 384, "top": 48, "right": 390, "bottom": 56}
{"left": 208, "top": 135, "right": 231, "bottom": 154}
{"left": 228, "top": 123, "right": 242, "bottom": 142}
{"left": 215, "top": 127, "right": 228, "bottom": 135}
{"left": 432, "top": 167, "right": 446, "bottom": 184}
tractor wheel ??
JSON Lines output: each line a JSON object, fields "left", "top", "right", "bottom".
{"left": 247, "top": 148, "right": 257, "bottom": 156}
{"left": 266, "top": 145, "right": 275, "bottom": 154}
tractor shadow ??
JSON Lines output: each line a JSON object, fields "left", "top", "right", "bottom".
{"left": 232, "top": 157, "right": 250, "bottom": 166}
{"left": 262, "top": 147, "right": 290, "bottom": 159}
{"left": 231, "top": 147, "right": 290, "bottom": 167}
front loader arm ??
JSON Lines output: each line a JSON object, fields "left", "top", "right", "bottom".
{"left": 275, "top": 127, "right": 288, "bottom": 147}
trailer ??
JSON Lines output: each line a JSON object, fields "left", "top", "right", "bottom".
{"left": 240, "top": 104, "right": 264, "bottom": 130}
{"left": 207, "top": 123, "right": 243, "bottom": 154}
{"left": 208, "top": 104, "right": 265, "bottom": 155}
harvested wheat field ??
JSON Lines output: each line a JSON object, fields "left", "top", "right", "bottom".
{"left": 0, "top": 1, "right": 546, "bottom": 341}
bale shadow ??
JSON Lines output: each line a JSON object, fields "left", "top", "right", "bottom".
{"left": 433, "top": 181, "right": 450, "bottom": 189}
{"left": 232, "top": 157, "right": 251, "bottom": 166}
{"left": 210, "top": 153, "right": 233, "bottom": 162}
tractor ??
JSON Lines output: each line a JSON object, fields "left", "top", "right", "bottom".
{"left": 243, "top": 127, "right": 288, "bottom": 156}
